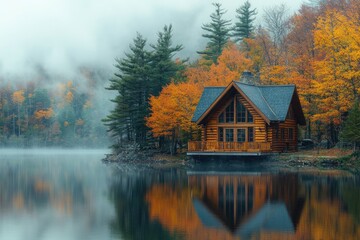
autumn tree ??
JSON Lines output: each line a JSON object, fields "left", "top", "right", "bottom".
{"left": 146, "top": 82, "right": 201, "bottom": 155}
{"left": 206, "top": 42, "right": 253, "bottom": 86}
{"left": 233, "top": 1, "right": 257, "bottom": 42}
{"left": 286, "top": 5, "right": 319, "bottom": 138}
{"left": 197, "top": 3, "right": 232, "bottom": 64}
{"left": 312, "top": 9, "right": 360, "bottom": 144}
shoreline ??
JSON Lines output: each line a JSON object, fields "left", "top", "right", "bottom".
{"left": 103, "top": 148, "right": 360, "bottom": 172}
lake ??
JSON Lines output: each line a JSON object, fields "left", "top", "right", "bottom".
{"left": 0, "top": 149, "right": 359, "bottom": 240}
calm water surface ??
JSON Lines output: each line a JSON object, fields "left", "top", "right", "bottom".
{"left": 0, "top": 150, "right": 359, "bottom": 240}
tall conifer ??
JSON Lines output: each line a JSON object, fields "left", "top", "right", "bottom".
{"left": 103, "top": 33, "right": 151, "bottom": 146}
{"left": 104, "top": 26, "right": 184, "bottom": 149}
{"left": 233, "top": 1, "right": 257, "bottom": 42}
{"left": 197, "top": 3, "right": 232, "bottom": 64}
{"left": 150, "top": 25, "right": 184, "bottom": 96}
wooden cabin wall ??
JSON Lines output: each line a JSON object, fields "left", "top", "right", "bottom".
{"left": 271, "top": 119, "right": 298, "bottom": 152}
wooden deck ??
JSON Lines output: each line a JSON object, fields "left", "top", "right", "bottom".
{"left": 187, "top": 141, "right": 272, "bottom": 156}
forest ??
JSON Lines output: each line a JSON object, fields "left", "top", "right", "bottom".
{"left": 0, "top": 68, "right": 110, "bottom": 147}
{"left": 1, "top": 0, "right": 360, "bottom": 151}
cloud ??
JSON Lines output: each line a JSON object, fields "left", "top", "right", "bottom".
{"left": 0, "top": 0, "right": 303, "bottom": 80}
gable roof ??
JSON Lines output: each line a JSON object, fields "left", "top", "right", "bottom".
{"left": 191, "top": 87, "right": 225, "bottom": 122}
{"left": 192, "top": 82, "right": 305, "bottom": 125}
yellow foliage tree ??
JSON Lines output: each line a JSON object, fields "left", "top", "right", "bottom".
{"left": 147, "top": 82, "right": 202, "bottom": 137}
{"left": 65, "top": 91, "right": 74, "bottom": 104}
{"left": 12, "top": 90, "right": 25, "bottom": 104}
{"left": 313, "top": 10, "right": 360, "bottom": 125}
{"left": 34, "top": 108, "right": 54, "bottom": 120}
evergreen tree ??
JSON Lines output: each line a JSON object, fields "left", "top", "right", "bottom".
{"left": 103, "top": 33, "right": 151, "bottom": 146}
{"left": 104, "top": 26, "right": 184, "bottom": 149}
{"left": 197, "top": 3, "right": 232, "bottom": 64}
{"left": 341, "top": 101, "right": 360, "bottom": 150}
{"left": 150, "top": 25, "right": 184, "bottom": 96}
{"left": 233, "top": 1, "right": 257, "bottom": 42}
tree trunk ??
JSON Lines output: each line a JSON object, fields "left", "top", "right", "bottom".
{"left": 170, "top": 130, "right": 177, "bottom": 156}
{"left": 306, "top": 118, "right": 311, "bottom": 139}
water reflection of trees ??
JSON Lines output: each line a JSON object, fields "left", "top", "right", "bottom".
{"left": 144, "top": 171, "right": 360, "bottom": 240}
{"left": 108, "top": 168, "right": 187, "bottom": 240}
{"left": 0, "top": 161, "right": 86, "bottom": 214}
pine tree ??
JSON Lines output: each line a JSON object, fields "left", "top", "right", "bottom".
{"left": 197, "top": 3, "right": 232, "bottom": 64}
{"left": 104, "top": 26, "right": 184, "bottom": 149}
{"left": 103, "top": 33, "right": 151, "bottom": 146}
{"left": 150, "top": 25, "right": 184, "bottom": 96}
{"left": 233, "top": 1, "right": 257, "bottom": 42}
{"left": 341, "top": 101, "right": 360, "bottom": 150}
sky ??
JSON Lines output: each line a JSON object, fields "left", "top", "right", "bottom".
{"left": 0, "top": 0, "right": 306, "bottom": 80}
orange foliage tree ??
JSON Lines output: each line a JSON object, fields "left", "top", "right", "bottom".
{"left": 146, "top": 81, "right": 202, "bottom": 154}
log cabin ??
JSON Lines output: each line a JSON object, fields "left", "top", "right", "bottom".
{"left": 188, "top": 74, "right": 306, "bottom": 156}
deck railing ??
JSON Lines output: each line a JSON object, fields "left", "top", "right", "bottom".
{"left": 188, "top": 141, "right": 271, "bottom": 152}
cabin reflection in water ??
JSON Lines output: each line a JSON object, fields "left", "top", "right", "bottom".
{"left": 146, "top": 172, "right": 360, "bottom": 240}
{"left": 188, "top": 174, "right": 305, "bottom": 239}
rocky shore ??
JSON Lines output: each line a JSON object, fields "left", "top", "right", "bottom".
{"left": 102, "top": 144, "right": 359, "bottom": 173}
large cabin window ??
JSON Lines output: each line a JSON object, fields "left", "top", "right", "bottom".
{"left": 236, "top": 99, "right": 253, "bottom": 123}
{"left": 219, "top": 97, "right": 255, "bottom": 124}
{"left": 225, "top": 129, "right": 234, "bottom": 142}
{"left": 219, "top": 128, "right": 254, "bottom": 143}
{"left": 237, "top": 101, "right": 246, "bottom": 122}
{"left": 247, "top": 111, "right": 253, "bottom": 123}
{"left": 237, "top": 129, "right": 246, "bottom": 142}
{"left": 219, "top": 112, "right": 224, "bottom": 123}
{"left": 225, "top": 101, "right": 234, "bottom": 123}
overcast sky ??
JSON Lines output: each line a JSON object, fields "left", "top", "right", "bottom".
{"left": 0, "top": 0, "right": 305, "bottom": 80}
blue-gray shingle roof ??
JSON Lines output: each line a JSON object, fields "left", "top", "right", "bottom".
{"left": 257, "top": 85, "right": 295, "bottom": 121}
{"left": 192, "top": 82, "right": 296, "bottom": 123}
{"left": 191, "top": 87, "right": 225, "bottom": 122}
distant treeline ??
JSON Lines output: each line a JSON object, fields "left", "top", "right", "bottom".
{"left": 106, "top": 0, "right": 360, "bottom": 154}
{"left": 0, "top": 69, "right": 110, "bottom": 148}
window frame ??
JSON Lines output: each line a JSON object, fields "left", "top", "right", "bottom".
{"left": 225, "top": 128, "right": 234, "bottom": 142}
{"left": 237, "top": 128, "right": 246, "bottom": 142}
{"left": 218, "top": 96, "right": 255, "bottom": 124}
{"left": 248, "top": 127, "right": 254, "bottom": 142}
